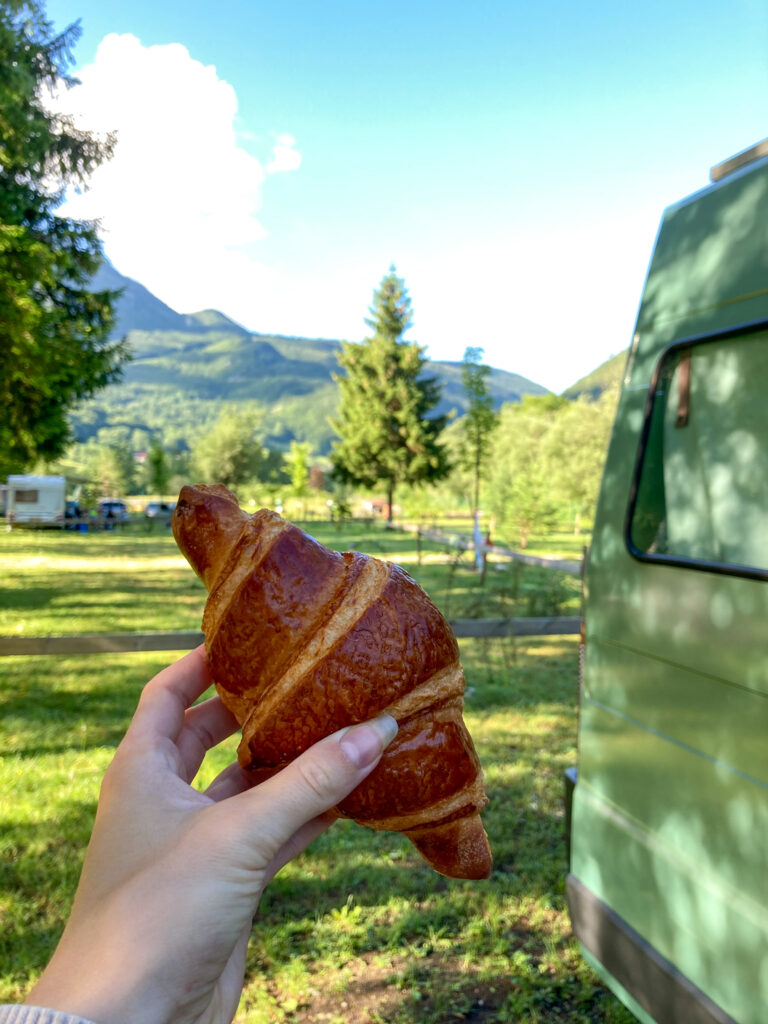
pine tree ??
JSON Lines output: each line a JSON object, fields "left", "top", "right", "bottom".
{"left": 0, "top": 0, "right": 127, "bottom": 476}
{"left": 331, "top": 267, "right": 450, "bottom": 521}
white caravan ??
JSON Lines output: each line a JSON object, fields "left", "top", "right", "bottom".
{"left": 6, "top": 475, "right": 66, "bottom": 526}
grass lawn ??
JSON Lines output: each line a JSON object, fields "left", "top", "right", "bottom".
{"left": 0, "top": 519, "right": 632, "bottom": 1023}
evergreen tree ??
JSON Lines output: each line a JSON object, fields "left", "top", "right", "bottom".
{"left": 0, "top": 0, "right": 127, "bottom": 477}
{"left": 331, "top": 267, "right": 450, "bottom": 521}
{"left": 459, "top": 346, "right": 498, "bottom": 513}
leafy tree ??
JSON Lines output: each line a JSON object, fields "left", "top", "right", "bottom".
{"left": 331, "top": 267, "right": 450, "bottom": 521}
{"left": 146, "top": 437, "right": 171, "bottom": 495}
{"left": 285, "top": 440, "right": 311, "bottom": 498}
{"left": 487, "top": 395, "right": 565, "bottom": 549}
{"left": 131, "top": 427, "right": 151, "bottom": 454}
{"left": 434, "top": 418, "right": 474, "bottom": 511}
{"left": 459, "top": 346, "right": 498, "bottom": 513}
{"left": 166, "top": 441, "right": 191, "bottom": 496}
{"left": 259, "top": 448, "right": 289, "bottom": 499}
{"left": 191, "top": 405, "right": 265, "bottom": 491}
{"left": 83, "top": 438, "right": 136, "bottom": 498}
{"left": 542, "top": 387, "right": 618, "bottom": 533}
{"left": 0, "top": 0, "right": 127, "bottom": 476}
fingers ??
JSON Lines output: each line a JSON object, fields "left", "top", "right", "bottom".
{"left": 224, "top": 714, "right": 398, "bottom": 867}
{"left": 205, "top": 766, "right": 339, "bottom": 880}
{"left": 204, "top": 761, "right": 277, "bottom": 803}
{"left": 205, "top": 762, "right": 252, "bottom": 802}
{"left": 130, "top": 646, "right": 212, "bottom": 743}
{"left": 260, "top": 812, "right": 338, "bottom": 885}
{"left": 175, "top": 697, "right": 240, "bottom": 782}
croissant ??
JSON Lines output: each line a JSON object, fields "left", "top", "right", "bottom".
{"left": 172, "top": 483, "right": 492, "bottom": 879}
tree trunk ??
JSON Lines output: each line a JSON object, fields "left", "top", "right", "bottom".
{"left": 387, "top": 479, "right": 394, "bottom": 524}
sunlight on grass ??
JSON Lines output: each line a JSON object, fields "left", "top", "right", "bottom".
{"left": 1, "top": 554, "right": 189, "bottom": 572}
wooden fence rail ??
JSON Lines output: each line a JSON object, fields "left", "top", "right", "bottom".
{"left": 0, "top": 617, "right": 581, "bottom": 657}
{"left": 391, "top": 523, "right": 583, "bottom": 575}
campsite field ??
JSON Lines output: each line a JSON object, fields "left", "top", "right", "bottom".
{"left": 0, "top": 522, "right": 633, "bottom": 1023}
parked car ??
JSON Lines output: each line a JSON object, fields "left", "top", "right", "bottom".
{"left": 144, "top": 501, "right": 175, "bottom": 519}
{"left": 97, "top": 498, "right": 129, "bottom": 521}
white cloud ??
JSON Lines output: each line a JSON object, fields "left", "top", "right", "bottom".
{"left": 48, "top": 34, "right": 300, "bottom": 314}
{"left": 266, "top": 134, "right": 302, "bottom": 175}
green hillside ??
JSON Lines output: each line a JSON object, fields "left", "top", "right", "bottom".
{"left": 562, "top": 350, "right": 627, "bottom": 400}
{"left": 77, "top": 263, "right": 550, "bottom": 453}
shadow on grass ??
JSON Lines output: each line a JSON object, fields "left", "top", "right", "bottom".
{"left": 255, "top": 772, "right": 569, "bottom": 936}
{"left": 0, "top": 655, "right": 166, "bottom": 758}
{"left": 283, "top": 952, "right": 623, "bottom": 1024}
{"left": 3, "top": 698, "right": 138, "bottom": 758}
{"left": 461, "top": 636, "right": 579, "bottom": 713}
{"left": 1, "top": 572, "right": 204, "bottom": 634}
{"left": 0, "top": 802, "right": 95, "bottom": 989}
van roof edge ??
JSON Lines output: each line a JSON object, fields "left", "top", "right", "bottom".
{"left": 710, "top": 139, "right": 768, "bottom": 182}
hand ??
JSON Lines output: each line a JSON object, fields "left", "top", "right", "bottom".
{"left": 26, "top": 646, "right": 398, "bottom": 1024}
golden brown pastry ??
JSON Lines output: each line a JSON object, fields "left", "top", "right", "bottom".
{"left": 172, "top": 483, "right": 492, "bottom": 879}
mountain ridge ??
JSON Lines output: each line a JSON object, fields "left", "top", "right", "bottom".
{"left": 80, "top": 261, "right": 552, "bottom": 453}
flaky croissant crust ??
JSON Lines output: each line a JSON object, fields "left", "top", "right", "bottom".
{"left": 173, "top": 483, "right": 492, "bottom": 879}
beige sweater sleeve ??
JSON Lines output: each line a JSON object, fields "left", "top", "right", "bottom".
{"left": 0, "top": 1007, "right": 99, "bottom": 1024}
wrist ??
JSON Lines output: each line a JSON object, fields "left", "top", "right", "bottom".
{"left": 26, "top": 920, "right": 174, "bottom": 1024}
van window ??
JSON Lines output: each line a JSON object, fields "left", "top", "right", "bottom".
{"left": 628, "top": 326, "right": 768, "bottom": 576}
{"left": 15, "top": 490, "right": 39, "bottom": 503}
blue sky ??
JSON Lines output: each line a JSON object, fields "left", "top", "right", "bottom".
{"left": 45, "top": 0, "right": 768, "bottom": 392}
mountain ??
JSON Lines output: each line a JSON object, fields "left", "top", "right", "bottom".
{"left": 93, "top": 259, "right": 192, "bottom": 336}
{"left": 78, "top": 262, "right": 550, "bottom": 453}
{"left": 562, "top": 350, "right": 627, "bottom": 400}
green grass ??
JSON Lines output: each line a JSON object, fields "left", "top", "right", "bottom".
{"left": 396, "top": 517, "right": 591, "bottom": 564}
{"left": 0, "top": 522, "right": 632, "bottom": 1023}
{"left": 0, "top": 525, "right": 206, "bottom": 635}
{"left": 0, "top": 521, "right": 582, "bottom": 637}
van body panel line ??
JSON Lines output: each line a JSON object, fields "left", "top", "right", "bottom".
{"left": 566, "top": 874, "right": 737, "bottom": 1024}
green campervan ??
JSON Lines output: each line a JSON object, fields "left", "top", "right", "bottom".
{"left": 567, "top": 141, "right": 768, "bottom": 1024}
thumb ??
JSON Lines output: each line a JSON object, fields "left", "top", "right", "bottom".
{"left": 226, "top": 713, "right": 399, "bottom": 866}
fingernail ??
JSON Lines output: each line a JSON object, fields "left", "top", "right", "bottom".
{"left": 339, "top": 714, "right": 399, "bottom": 769}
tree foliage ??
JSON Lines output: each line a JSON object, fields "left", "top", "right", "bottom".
{"left": 458, "top": 346, "right": 498, "bottom": 512}
{"left": 331, "top": 267, "right": 451, "bottom": 520}
{"left": 486, "top": 395, "right": 565, "bottom": 549}
{"left": 0, "top": 0, "right": 127, "bottom": 477}
{"left": 541, "top": 387, "right": 618, "bottom": 533}
{"left": 191, "top": 405, "right": 266, "bottom": 490}
{"left": 484, "top": 389, "right": 617, "bottom": 546}
{"left": 146, "top": 437, "right": 171, "bottom": 495}
{"left": 285, "top": 440, "right": 311, "bottom": 498}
